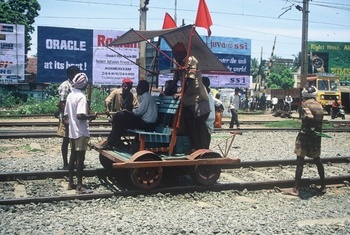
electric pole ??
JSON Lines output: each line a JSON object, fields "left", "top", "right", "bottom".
{"left": 139, "top": 0, "right": 149, "bottom": 81}
{"left": 300, "top": 0, "right": 309, "bottom": 88}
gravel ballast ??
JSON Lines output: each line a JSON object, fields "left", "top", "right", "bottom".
{"left": 1, "top": 131, "right": 350, "bottom": 234}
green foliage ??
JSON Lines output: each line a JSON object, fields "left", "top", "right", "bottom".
{"left": 18, "top": 95, "right": 57, "bottom": 114}
{"left": 0, "top": 85, "right": 108, "bottom": 115}
{"left": 292, "top": 52, "right": 302, "bottom": 72}
{"left": 267, "top": 69, "right": 295, "bottom": 89}
{"left": 250, "top": 58, "right": 266, "bottom": 83}
{"left": 264, "top": 119, "right": 333, "bottom": 129}
{"left": 0, "top": 87, "right": 23, "bottom": 108}
{"left": 0, "top": 0, "right": 41, "bottom": 55}
{"left": 263, "top": 119, "right": 301, "bottom": 128}
{"left": 24, "top": 144, "right": 43, "bottom": 152}
{"left": 89, "top": 87, "right": 109, "bottom": 113}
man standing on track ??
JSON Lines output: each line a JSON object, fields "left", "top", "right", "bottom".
{"left": 64, "top": 73, "right": 96, "bottom": 194}
{"left": 283, "top": 86, "right": 326, "bottom": 196}
{"left": 57, "top": 66, "right": 81, "bottom": 170}
{"left": 228, "top": 87, "right": 240, "bottom": 129}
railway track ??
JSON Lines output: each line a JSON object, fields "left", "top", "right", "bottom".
{"left": 1, "top": 127, "right": 350, "bottom": 139}
{"left": 1, "top": 157, "right": 349, "bottom": 205}
{"left": 0, "top": 120, "right": 286, "bottom": 127}
{"left": 1, "top": 119, "right": 349, "bottom": 127}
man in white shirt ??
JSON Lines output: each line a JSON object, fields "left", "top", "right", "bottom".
{"left": 271, "top": 95, "right": 278, "bottom": 111}
{"left": 228, "top": 87, "right": 241, "bottom": 129}
{"left": 285, "top": 94, "right": 293, "bottom": 111}
{"left": 64, "top": 73, "right": 97, "bottom": 194}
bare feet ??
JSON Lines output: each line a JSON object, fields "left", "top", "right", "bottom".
{"left": 67, "top": 183, "right": 76, "bottom": 190}
{"left": 319, "top": 186, "right": 326, "bottom": 194}
{"left": 76, "top": 186, "right": 93, "bottom": 194}
{"left": 282, "top": 188, "right": 299, "bottom": 196}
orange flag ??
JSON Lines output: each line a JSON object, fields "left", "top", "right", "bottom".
{"left": 162, "top": 12, "right": 177, "bottom": 29}
{"left": 195, "top": 0, "right": 213, "bottom": 36}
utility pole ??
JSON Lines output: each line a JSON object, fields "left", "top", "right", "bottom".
{"left": 139, "top": 0, "right": 149, "bottom": 81}
{"left": 300, "top": 0, "right": 309, "bottom": 88}
{"left": 174, "top": 0, "right": 177, "bottom": 24}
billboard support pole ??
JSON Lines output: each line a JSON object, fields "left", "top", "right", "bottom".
{"left": 300, "top": 0, "right": 309, "bottom": 88}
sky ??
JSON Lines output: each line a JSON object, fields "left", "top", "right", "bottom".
{"left": 28, "top": 0, "right": 350, "bottom": 60}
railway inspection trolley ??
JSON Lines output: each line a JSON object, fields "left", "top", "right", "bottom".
{"left": 93, "top": 25, "right": 241, "bottom": 190}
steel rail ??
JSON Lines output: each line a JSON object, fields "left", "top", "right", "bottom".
{"left": 0, "top": 120, "right": 277, "bottom": 127}
{"left": 0, "top": 175, "right": 349, "bottom": 205}
{"left": 1, "top": 128, "right": 350, "bottom": 139}
{"left": 1, "top": 156, "right": 349, "bottom": 182}
{"left": 1, "top": 119, "right": 349, "bottom": 127}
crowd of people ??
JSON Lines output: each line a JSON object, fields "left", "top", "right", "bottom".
{"left": 56, "top": 43, "right": 332, "bottom": 196}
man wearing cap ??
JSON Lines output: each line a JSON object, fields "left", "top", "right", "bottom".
{"left": 283, "top": 86, "right": 326, "bottom": 196}
{"left": 103, "top": 80, "right": 157, "bottom": 149}
{"left": 57, "top": 65, "right": 81, "bottom": 170}
{"left": 170, "top": 42, "right": 210, "bottom": 151}
{"left": 105, "top": 78, "right": 138, "bottom": 115}
{"left": 64, "top": 73, "right": 97, "bottom": 194}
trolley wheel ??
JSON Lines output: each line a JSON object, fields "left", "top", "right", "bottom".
{"left": 99, "top": 153, "right": 114, "bottom": 170}
{"left": 189, "top": 150, "right": 222, "bottom": 186}
{"left": 129, "top": 151, "right": 163, "bottom": 190}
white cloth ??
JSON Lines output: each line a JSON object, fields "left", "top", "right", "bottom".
{"left": 72, "top": 73, "right": 88, "bottom": 89}
{"left": 213, "top": 96, "right": 222, "bottom": 107}
{"left": 285, "top": 95, "right": 293, "bottom": 104}
{"left": 133, "top": 92, "right": 158, "bottom": 124}
{"left": 228, "top": 93, "right": 240, "bottom": 110}
{"left": 271, "top": 97, "right": 278, "bottom": 105}
{"left": 206, "top": 93, "right": 215, "bottom": 134}
{"left": 64, "top": 89, "right": 90, "bottom": 139}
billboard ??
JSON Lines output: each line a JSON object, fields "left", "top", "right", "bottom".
{"left": 37, "top": 26, "right": 139, "bottom": 85}
{"left": 0, "top": 23, "right": 25, "bottom": 84}
{"left": 159, "top": 35, "right": 251, "bottom": 88}
{"left": 308, "top": 41, "right": 350, "bottom": 80}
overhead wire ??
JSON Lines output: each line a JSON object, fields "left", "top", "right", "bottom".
{"left": 29, "top": 0, "right": 349, "bottom": 58}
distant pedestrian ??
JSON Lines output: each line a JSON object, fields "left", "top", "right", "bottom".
{"left": 64, "top": 73, "right": 96, "bottom": 194}
{"left": 214, "top": 93, "right": 224, "bottom": 128}
{"left": 285, "top": 94, "right": 293, "bottom": 111}
{"left": 259, "top": 93, "right": 266, "bottom": 110}
{"left": 283, "top": 86, "right": 326, "bottom": 196}
{"left": 57, "top": 65, "right": 80, "bottom": 170}
{"left": 228, "top": 87, "right": 240, "bottom": 129}
{"left": 271, "top": 95, "right": 278, "bottom": 111}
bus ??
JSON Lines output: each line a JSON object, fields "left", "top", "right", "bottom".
{"left": 307, "top": 73, "right": 341, "bottom": 114}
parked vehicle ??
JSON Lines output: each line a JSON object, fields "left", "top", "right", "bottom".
{"left": 270, "top": 88, "right": 301, "bottom": 112}
{"left": 307, "top": 73, "right": 341, "bottom": 114}
{"left": 331, "top": 105, "right": 345, "bottom": 119}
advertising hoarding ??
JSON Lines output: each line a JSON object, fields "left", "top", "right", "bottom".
{"left": 0, "top": 23, "right": 25, "bottom": 84}
{"left": 37, "top": 26, "right": 139, "bottom": 85}
{"left": 308, "top": 41, "right": 350, "bottom": 80}
{"left": 159, "top": 35, "right": 251, "bottom": 88}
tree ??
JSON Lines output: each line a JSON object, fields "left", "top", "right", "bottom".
{"left": 292, "top": 52, "right": 302, "bottom": 72}
{"left": 0, "top": 0, "right": 41, "bottom": 56}
{"left": 267, "top": 69, "right": 295, "bottom": 89}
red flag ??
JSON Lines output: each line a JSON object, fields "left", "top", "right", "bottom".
{"left": 195, "top": 0, "right": 213, "bottom": 36}
{"left": 162, "top": 13, "right": 177, "bottom": 29}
